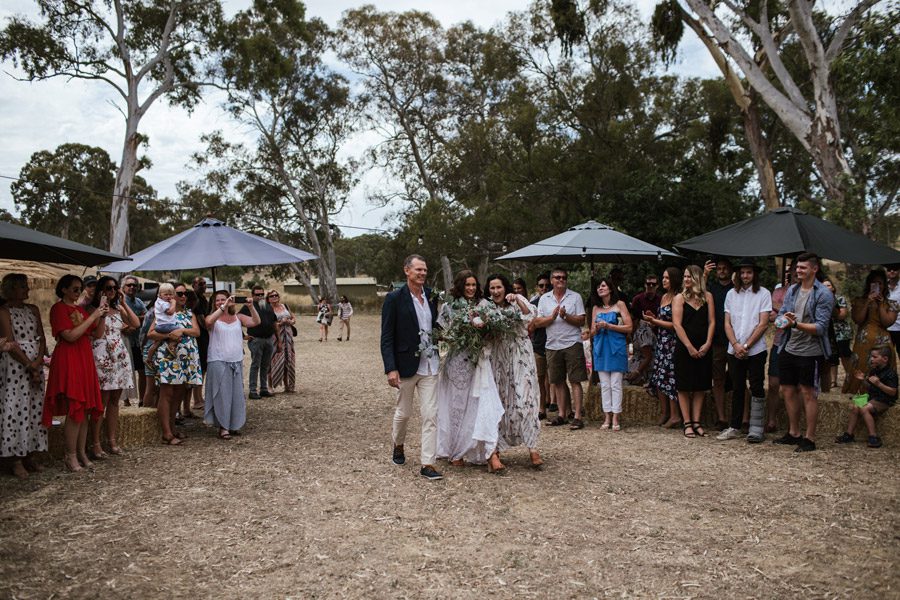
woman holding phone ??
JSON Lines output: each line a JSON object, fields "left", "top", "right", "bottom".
{"left": 88, "top": 276, "right": 140, "bottom": 457}
{"left": 848, "top": 269, "right": 898, "bottom": 380}
{"left": 205, "top": 291, "right": 259, "bottom": 439}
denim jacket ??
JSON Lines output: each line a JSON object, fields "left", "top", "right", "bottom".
{"left": 776, "top": 280, "right": 835, "bottom": 357}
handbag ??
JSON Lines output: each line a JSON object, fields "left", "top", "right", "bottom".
{"left": 290, "top": 325, "right": 298, "bottom": 337}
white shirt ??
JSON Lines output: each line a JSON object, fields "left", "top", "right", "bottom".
{"left": 724, "top": 286, "right": 772, "bottom": 356}
{"left": 154, "top": 297, "right": 177, "bottom": 328}
{"left": 207, "top": 319, "right": 244, "bottom": 363}
{"left": 888, "top": 280, "right": 900, "bottom": 332}
{"left": 412, "top": 291, "right": 438, "bottom": 376}
{"left": 537, "top": 288, "right": 585, "bottom": 351}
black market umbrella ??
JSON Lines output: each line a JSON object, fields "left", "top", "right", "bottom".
{"left": 102, "top": 217, "right": 317, "bottom": 288}
{"left": 676, "top": 207, "right": 900, "bottom": 264}
{"left": 496, "top": 220, "right": 681, "bottom": 264}
{"left": 0, "top": 220, "right": 129, "bottom": 266}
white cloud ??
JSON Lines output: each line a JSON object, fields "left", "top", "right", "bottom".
{"left": 0, "top": 0, "right": 720, "bottom": 239}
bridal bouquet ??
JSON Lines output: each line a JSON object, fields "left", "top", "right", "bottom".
{"left": 437, "top": 298, "right": 523, "bottom": 362}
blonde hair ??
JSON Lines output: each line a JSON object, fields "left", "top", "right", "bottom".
{"left": 158, "top": 283, "right": 175, "bottom": 295}
{"left": 681, "top": 264, "right": 707, "bottom": 306}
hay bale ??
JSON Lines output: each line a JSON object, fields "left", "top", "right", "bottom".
{"left": 45, "top": 406, "right": 162, "bottom": 457}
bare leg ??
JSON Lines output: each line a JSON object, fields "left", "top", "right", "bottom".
{"left": 90, "top": 393, "right": 108, "bottom": 458}
{"left": 63, "top": 417, "right": 82, "bottom": 472}
{"left": 570, "top": 381, "right": 583, "bottom": 420}
{"left": 781, "top": 384, "right": 801, "bottom": 437}
{"left": 691, "top": 392, "right": 706, "bottom": 436}
{"left": 553, "top": 382, "right": 569, "bottom": 420}
{"left": 76, "top": 420, "right": 92, "bottom": 468}
{"left": 158, "top": 384, "right": 176, "bottom": 442}
{"left": 345, "top": 319, "right": 350, "bottom": 340}
{"left": 845, "top": 406, "right": 860, "bottom": 435}
{"left": 143, "top": 377, "right": 158, "bottom": 409}
{"left": 105, "top": 389, "right": 122, "bottom": 453}
{"left": 192, "top": 383, "right": 204, "bottom": 410}
{"left": 799, "top": 384, "right": 818, "bottom": 441}
{"left": 861, "top": 405, "right": 879, "bottom": 436}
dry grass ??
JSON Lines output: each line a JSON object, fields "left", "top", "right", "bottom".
{"left": 1, "top": 315, "right": 898, "bottom": 598}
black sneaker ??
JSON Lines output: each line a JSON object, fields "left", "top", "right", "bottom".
{"left": 794, "top": 437, "right": 817, "bottom": 452}
{"left": 867, "top": 436, "right": 883, "bottom": 448}
{"left": 392, "top": 445, "right": 405, "bottom": 465}
{"left": 773, "top": 433, "right": 801, "bottom": 445}
{"left": 260, "top": 390, "right": 273, "bottom": 398}
{"left": 835, "top": 432, "right": 855, "bottom": 444}
{"left": 420, "top": 465, "right": 443, "bottom": 480}
{"left": 248, "top": 392, "right": 260, "bottom": 400}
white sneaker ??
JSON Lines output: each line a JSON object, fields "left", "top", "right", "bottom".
{"left": 716, "top": 427, "right": 740, "bottom": 440}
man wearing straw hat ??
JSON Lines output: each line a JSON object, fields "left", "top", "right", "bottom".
{"left": 718, "top": 258, "right": 771, "bottom": 443}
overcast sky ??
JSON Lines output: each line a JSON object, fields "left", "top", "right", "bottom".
{"left": 0, "top": 0, "right": 721, "bottom": 238}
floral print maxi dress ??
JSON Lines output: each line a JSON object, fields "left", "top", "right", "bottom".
{"left": 92, "top": 310, "right": 134, "bottom": 391}
{"left": 155, "top": 311, "right": 203, "bottom": 386}
{"left": 647, "top": 303, "right": 677, "bottom": 402}
{"left": 487, "top": 303, "right": 540, "bottom": 451}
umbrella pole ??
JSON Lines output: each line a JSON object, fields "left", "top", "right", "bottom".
{"left": 211, "top": 267, "right": 217, "bottom": 292}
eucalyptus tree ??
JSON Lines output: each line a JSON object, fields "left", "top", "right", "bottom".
{"left": 660, "top": 0, "right": 884, "bottom": 228}
{"left": 0, "top": 0, "right": 224, "bottom": 255}
{"left": 212, "top": 0, "right": 357, "bottom": 303}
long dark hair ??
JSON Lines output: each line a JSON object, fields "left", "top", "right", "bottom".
{"left": 589, "top": 277, "right": 620, "bottom": 308}
{"left": 92, "top": 275, "right": 119, "bottom": 308}
{"left": 663, "top": 266, "right": 682, "bottom": 296}
{"left": 862, "top": 269, "right": 888, "bottom": 297}
{"left": 450, "top": 270, "right": 481, "bottom": 300}
{"left": 484, "top": 273, "right": 513, "bottom": 303}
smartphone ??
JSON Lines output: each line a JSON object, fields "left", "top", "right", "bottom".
{"left": 233, "top": 295, "right": 248, "bottom": 304}
{"left": 872, "top": 282, "right": 882, "bottom": 295}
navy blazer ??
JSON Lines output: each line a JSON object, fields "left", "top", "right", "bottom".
{"left": 381, "top": 284, "right": 439, "bottom": 378}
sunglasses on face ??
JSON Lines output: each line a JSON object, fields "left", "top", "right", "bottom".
{"left": 646, "top": 281, "right": 657, "bottom": 286}
{"left": 253, "top": 293, "right": 264, "bottom": 297}
{"left": 123, "top": 283, "right": 137, "bottom": 288}
{"left": 267, "top": 295, "right": 279, "bottom": 299}
{"left": 175, "top": 291, "right": 186, "bottom": 297}
{"left": 70, "top": 287, "right": 82, "bottom": 293}
{"left": 105, "top": 285, "right": 119, "bottom": 291}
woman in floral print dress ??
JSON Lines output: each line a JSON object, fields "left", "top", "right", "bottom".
{"left": 644, "top": 267, "right": 682, "bottom": 428}
{"left": 89, "top": 276, "right": 140, "bottom": 457}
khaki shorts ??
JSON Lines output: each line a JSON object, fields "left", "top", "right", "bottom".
{"left": 534, "top": 353, "right": 547, "bottom": 378}
{"left": 547, "top": 343, "right": 588, "bottom": 384}
{"left": 712, "top": 343, "right": 728, "bottom": 385}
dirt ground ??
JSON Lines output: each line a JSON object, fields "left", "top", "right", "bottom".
{"left": 1, "top": 314, "right": 897, "bottom": 599}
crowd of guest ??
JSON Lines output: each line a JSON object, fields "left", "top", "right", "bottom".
{"left": 383, "top": 254, "right": 899, "bottom": 480}
{"left": 0, "top": 273, "right": 309, "bottom": 478}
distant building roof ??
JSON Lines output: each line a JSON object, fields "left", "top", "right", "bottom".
{"left": 284, "top": 277, "right": 377, "bottom": 286}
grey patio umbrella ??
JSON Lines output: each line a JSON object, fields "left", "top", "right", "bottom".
{"left": 676, "top": 207, "right": 900, "bottom": 264}
{"left": 102, "top": 217, "right": 317, "bottom": 286}
{"left": 496, "top": 220, "right": 681, "bottom": 264}
{"left": 0, "top": 220, "right": 129, "bottom": 266}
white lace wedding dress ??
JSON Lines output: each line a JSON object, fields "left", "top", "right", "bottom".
{"left": 436, "top": 299, "right": 504, "bottom": 465}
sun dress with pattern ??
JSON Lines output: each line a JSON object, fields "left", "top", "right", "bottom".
{"left": 486, "top": 303, "right": 540, "bottom": 451}
{"left": 268, "top": 306, "right": 296, "bottom": 393}
{"left": 42, "top": 302, "right": 103, "bottom": 426}
{"left": 1, "top": 306, "right": 48, "bottom": 457}
{"left": 155, "top": 310, "right": 203, "bottom": 386}
{"left": 92, "top": 309, "right": 135, "bottom": 391}
{"left": 647, "top": 303, "right": 677, "bottom": 401}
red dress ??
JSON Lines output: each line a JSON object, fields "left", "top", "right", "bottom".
{"left": 42, "top": 302, "right": 103, "bottom": 427}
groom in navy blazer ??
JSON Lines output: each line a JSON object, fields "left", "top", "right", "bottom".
{"left": 381, "top": 254, "right": 443, "bottom": 480}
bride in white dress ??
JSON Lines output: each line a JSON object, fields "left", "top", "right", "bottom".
{"left": 435, "top": 271, "right": 505, "bottom": 472}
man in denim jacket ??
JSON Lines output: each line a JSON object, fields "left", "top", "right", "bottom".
{"left": 773, "top": 253, "right": 835, "bottom": 452}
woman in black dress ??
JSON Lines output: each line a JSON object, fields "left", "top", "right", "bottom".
{"left": 672, "top": 264, "right": 715, "bottom": 438}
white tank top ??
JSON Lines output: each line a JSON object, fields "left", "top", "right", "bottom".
{"left": 208, "top": 318, "right": 245, "bottom": 363}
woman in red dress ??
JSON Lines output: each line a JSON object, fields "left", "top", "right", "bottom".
{"left": 43, "top": 274, "right": 107, "bottom": 472}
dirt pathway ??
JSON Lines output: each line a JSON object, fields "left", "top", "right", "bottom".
{"left": 1, "top": 315, "right": 897, "bottom": 598}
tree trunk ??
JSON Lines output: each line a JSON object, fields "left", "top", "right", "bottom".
{"left": 289, "top": 263, "right": 320, "bottom": 306}
{"left": 743, "top": 97, "right": 780, "bottom": 210}
{"left": 440, "top": 255, "right": 452, "bottom": 291}
{"left": 476, "top": 253, "right": 490, "bottom": 286}
{"left": 109, "top": 116, "right": 141, "bottom": 256}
